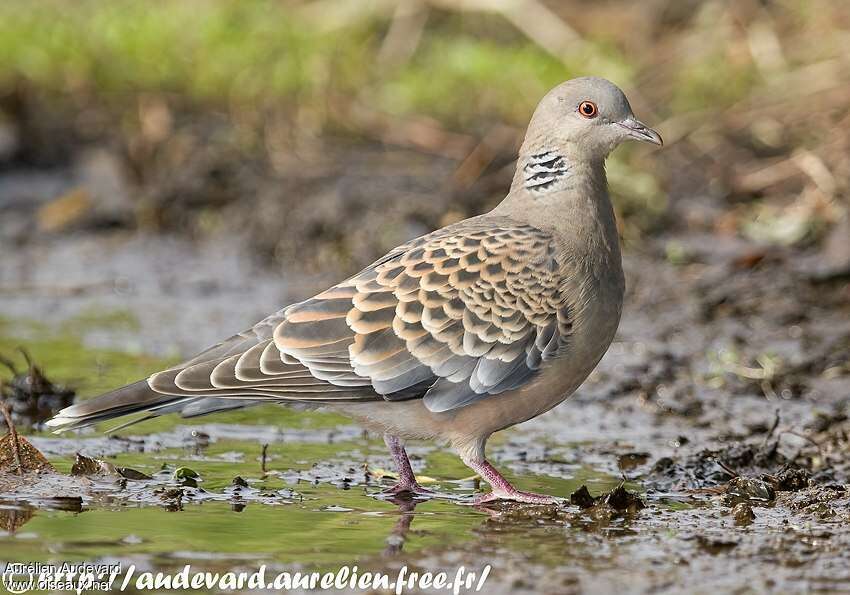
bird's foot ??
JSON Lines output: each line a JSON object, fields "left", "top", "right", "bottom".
{"left": 461, "top": 457, "right": 561, "bottom": 505}
{"left": 380, "top": 434, "right": 436, "bottom": 500}
{"left": 380, "top": 481, "right": 436, "bottom": 500}
{"left": 473, "top": 488, "right": 560, "bottom": 505}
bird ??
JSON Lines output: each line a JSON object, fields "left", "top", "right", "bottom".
{"left": 48, "top": 77, "right": 662, "bottom": 504}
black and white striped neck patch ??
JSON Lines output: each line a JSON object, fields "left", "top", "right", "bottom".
{"left": 523, "top": 151, "right": 571, "bottom": 193}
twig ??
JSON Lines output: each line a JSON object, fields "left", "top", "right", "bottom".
{"left": 714, "top": 458, "right": 740, "bottom": 479}
{"left": 451, "top": 125, "right": 519, "bottom": 189}
{"left": 377, "top": 0, "right": 429, "bottom": 69}
{"left": 18, "top": 347, "right": 33, "bottom": 371}
{"left": 261, "top": 443, "right": 269, "bottom": 474}
{"left": 761, "top": 408, "right": 781, "bottom": 448}
{"left": 746, "top": 20, "right": 787, "bottom": 78}
{"left": 760, "top": 380, "right": 778, "bottom": 402}
{"left": 793, "top": 149, "right": 837, "bottom": 197}
{"left": 1, "top": 401, "right": 23, "bottom": 476}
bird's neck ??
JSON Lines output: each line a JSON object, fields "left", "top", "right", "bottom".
{"left": 508, "top": 143, "right": 608, "bottom": 192}
{"left": 513, "top": 149, "right": 573, "bottom": 194}
{"left": 500, "top": 148, "right": 609, "bottom": 213}
{"left": 494, "top": 149, "right": 619, "bottom": 258}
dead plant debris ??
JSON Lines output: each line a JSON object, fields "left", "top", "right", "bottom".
{"left": 0, "top": 349, "right": 75, "bottom": 429}
{"left": 570, "top": 483, "right": 646, "bottom": 514}
{"left": 70, "top": 452, "right": 152, "bottom": 480}
{"left": 0, "top": 432, "right": 53, "bottom": 475}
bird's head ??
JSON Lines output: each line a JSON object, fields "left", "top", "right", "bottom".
{"left": 522, "top": 77, "right": 662, "bottom": 162}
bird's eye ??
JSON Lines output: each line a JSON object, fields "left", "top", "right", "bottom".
{"left": 578, "top": 101, "right": 598, "bottom": 118}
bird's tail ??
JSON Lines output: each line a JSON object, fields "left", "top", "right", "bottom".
{"left": 45, "top": 380, "right": 183, "bottom": 432}
{"left": 46, "top": 328, "right": 275, "bottom": 432}
{"left": 47, "top": 379, "right": 271, "bottom": 433}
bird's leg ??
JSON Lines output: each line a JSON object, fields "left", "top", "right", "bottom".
{"left": 380, "top": 434, "right": 434, "bottom": 498}
{"left": 461, "top": 455, "right": 560, "bottom": 505}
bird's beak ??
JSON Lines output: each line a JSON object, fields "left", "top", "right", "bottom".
{"left": 618, "top": 116, "right": 663, "bottom": 146}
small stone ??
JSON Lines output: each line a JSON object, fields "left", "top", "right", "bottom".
{"left": 724, "top": 476, "right": 776, "bottom": 505}
{"left": 172, "top": 466, "right": 200, "bottom": 487}
{"left": 732, "top": 502, "right": 755, "bottom": 525}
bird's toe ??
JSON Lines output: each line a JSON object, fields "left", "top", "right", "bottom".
{"left": 379, "top": 482, "right": 436, "bottom": 500}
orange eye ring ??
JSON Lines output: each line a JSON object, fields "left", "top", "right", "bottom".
{"left": 579, "top": 101, "right": 598, "bottom": 118}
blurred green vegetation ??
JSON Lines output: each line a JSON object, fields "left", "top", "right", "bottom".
{"left": 0, "top": 0, "right": 848, "bottom": 263}
{"left": 1, "top": 0, "right": 820, "bottom": 123}
{"left": 0, "top": 0, "right": 618, "bottom": 126}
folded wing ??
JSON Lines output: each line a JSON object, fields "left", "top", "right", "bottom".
{"left": 48, "top": 217, "right": 574, "bottom": 430}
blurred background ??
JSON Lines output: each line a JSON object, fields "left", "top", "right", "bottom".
{"left": 1, "top": 0, "right": 848, "bottom": 274}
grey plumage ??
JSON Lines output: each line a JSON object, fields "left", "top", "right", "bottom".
{"left": 48, "top": 77, "right": 661, "bottom": 504}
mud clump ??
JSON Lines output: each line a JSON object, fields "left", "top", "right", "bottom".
{"left": 780, "top": 485, "right": 849, "bottom": 520}
{"left": 695, "top": 535, "right": 739, "bottom": 554}
{"left": 570, "top": 484, "right": 646, "bottom": 515}
{"left": 771, "top": 467, "right": 810, "bottom": 492}
{"left": 155, "top": 487, "right": 186, "bottom": 512}
{"left": 617, "top": 452, "right": 651, "bottom": 471}
{"left": 568, "top": 484, "right": 646, "bottom": 531}
{"left": 646, "top": 441, "right": 802, "bottom": 492}
{"left": 0, "top": 505, "right": 34, "bottom": 533}
{"left": 570, "top": 485, "right": 597, "bottom": 509}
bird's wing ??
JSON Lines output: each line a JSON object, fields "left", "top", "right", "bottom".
{"left": 48, "top": 217, "right": 574, "bottom": 430}
{"left": 185, "top": 216, "right": 571, "bottom": 412}
{"left": 349, "top": 217, "right": 573, "bottom": 412}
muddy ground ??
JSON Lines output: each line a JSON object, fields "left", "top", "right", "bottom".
{"left": 1, "top": 139, "right": 850, "bottom": 594}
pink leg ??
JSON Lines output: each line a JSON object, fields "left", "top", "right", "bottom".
{"left": 381, "top": 434, "right": 434, "bottom": 498}
{"left": 462, "top": 456, "right": 560, "bottom": 505}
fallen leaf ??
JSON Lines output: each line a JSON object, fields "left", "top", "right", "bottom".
{"left": 0, "top": 433, "right": 54, "bottom": 474}
{"left": 366, "top": 467, "right": 438, "bottom": 484}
